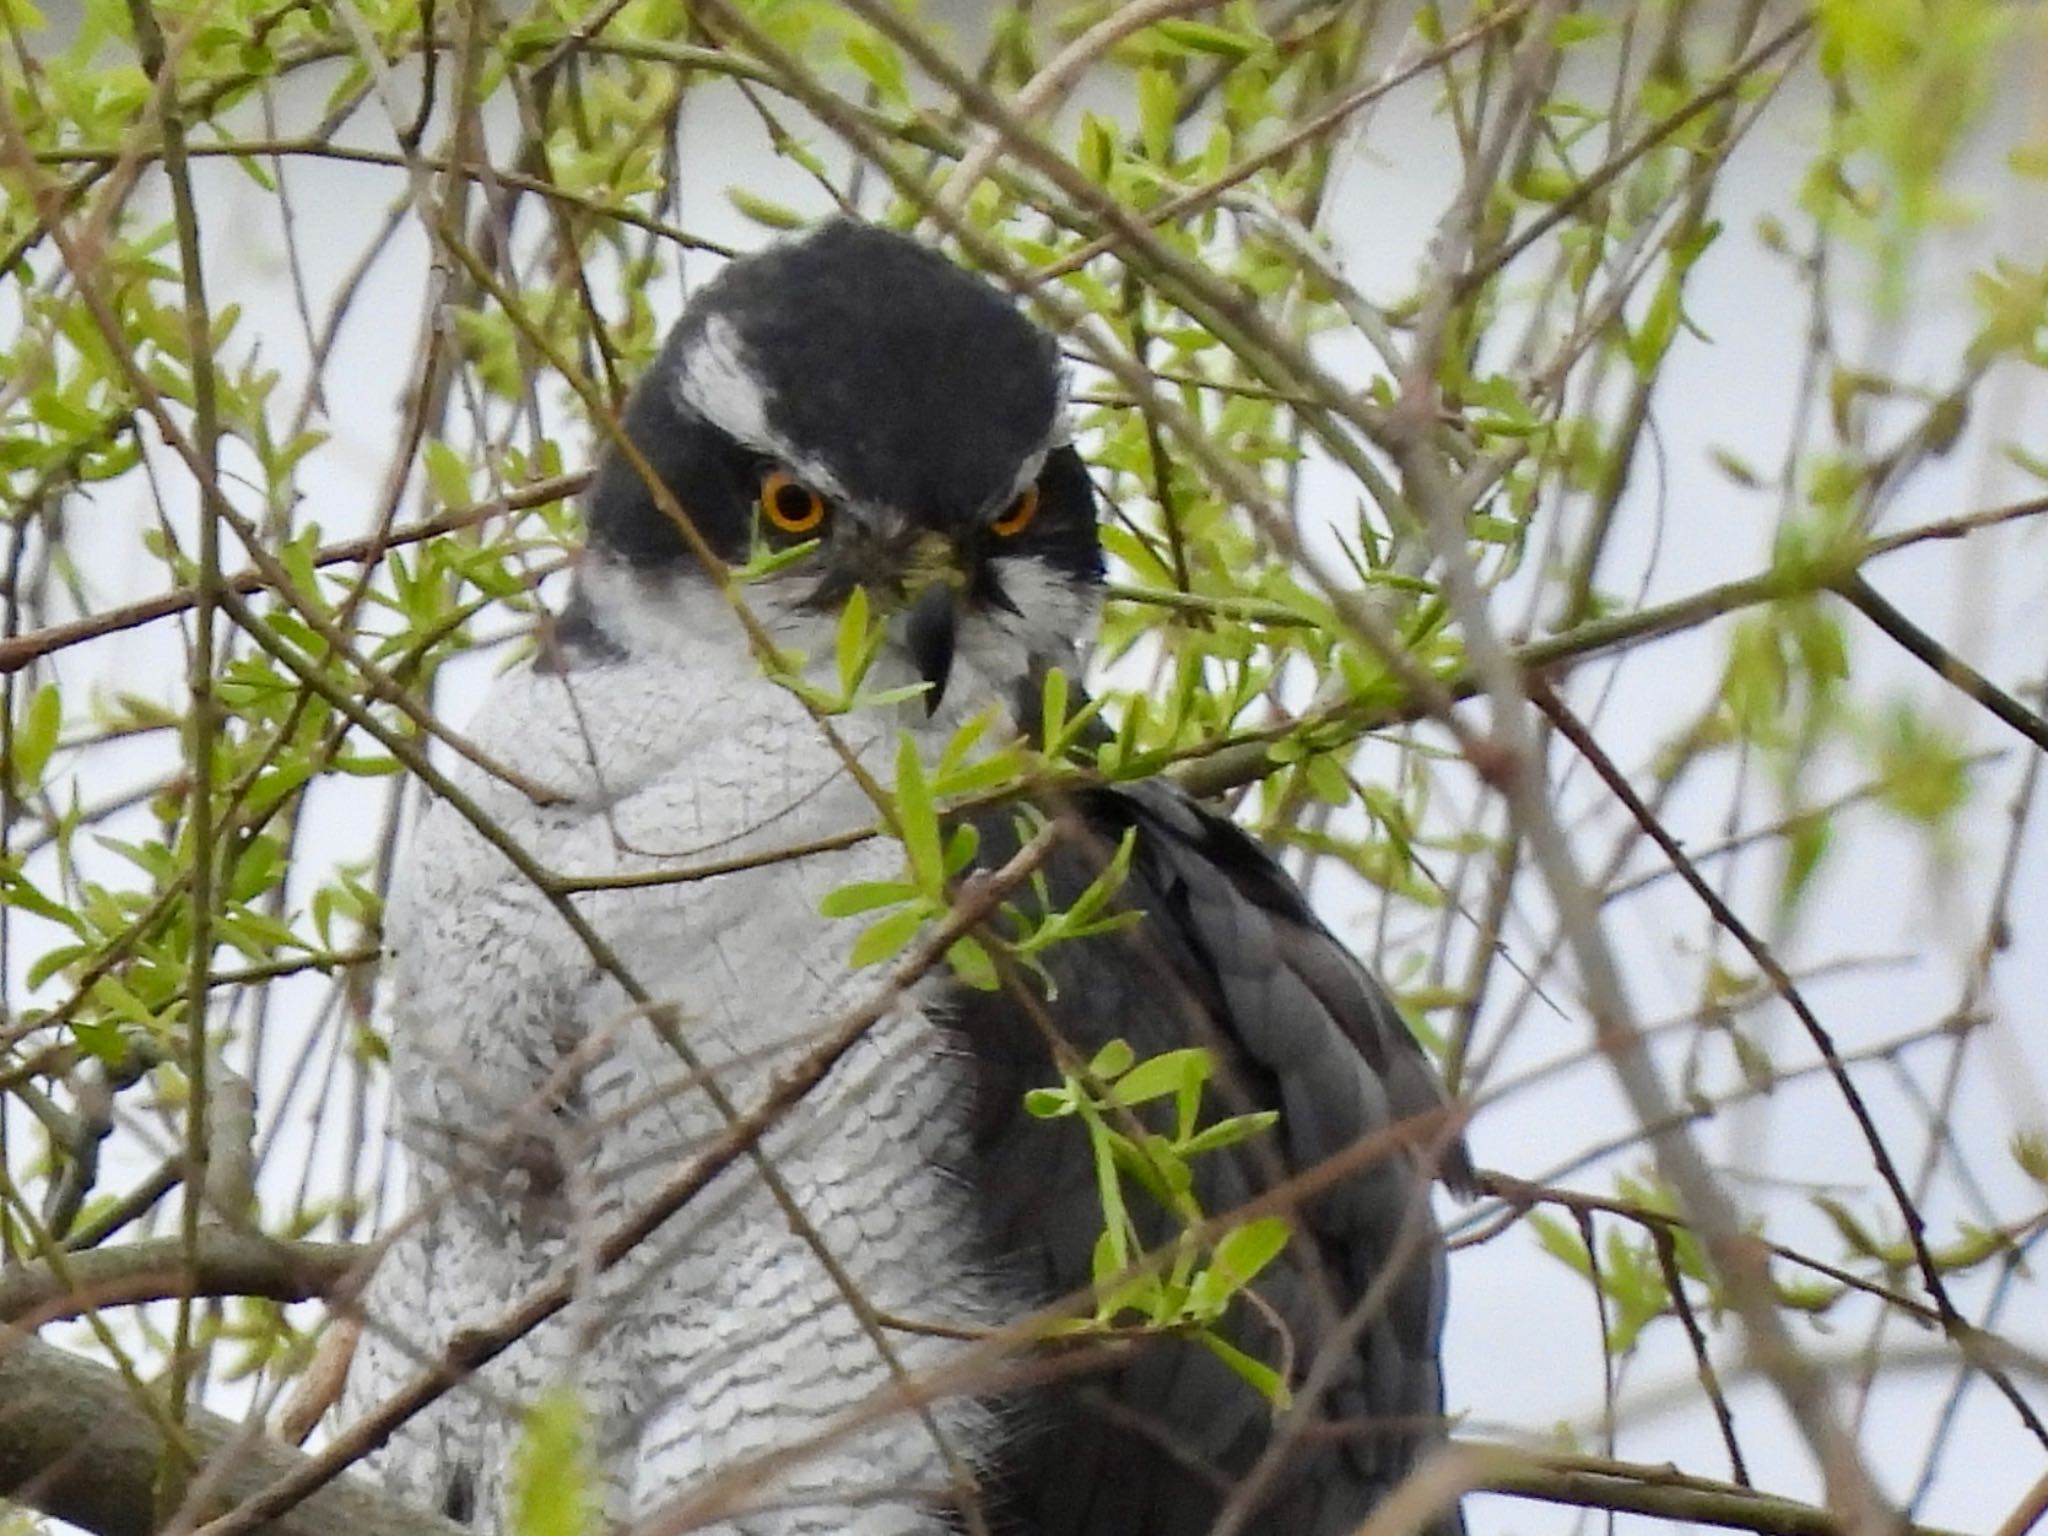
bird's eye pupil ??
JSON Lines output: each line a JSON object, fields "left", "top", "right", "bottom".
{"left": 760, "top": 469, "right": 826, "bottom": 534}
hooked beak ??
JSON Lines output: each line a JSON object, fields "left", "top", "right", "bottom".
{"left": 904, "top": 581, "right": 958, "bottom": 716}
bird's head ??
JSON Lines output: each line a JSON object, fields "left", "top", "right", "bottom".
{"left": 567, "top": 220, "right": 1104, "bottom": 727}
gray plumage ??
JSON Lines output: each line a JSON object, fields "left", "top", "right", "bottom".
{"left": 344, "top": 220, "right": 1468, "bottom": 1536}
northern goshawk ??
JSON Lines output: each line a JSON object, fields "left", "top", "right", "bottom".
{"left": 343, "top": 219, "right": 1471, "bottom": 1536}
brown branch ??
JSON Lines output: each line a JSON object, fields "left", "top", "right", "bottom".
{"left": 1526, "top": 679, "right": 2048, "bottom": 1455}
{"left": 1469, "top": 1445, "right": 1969, "bottom": 1536}
{"left": 0, "top": 1324, "right": 1975, "bottom": 1536}
{"left": 0, "top": 473, "right": 585, "bottom": 676}
{"left": 1166, "top": 489, "right": 2048, "bottom": 800}
{"left": 0, "top": 1166, "right": 1999, "bottom": 1536}
{"left": 1450, "top": 15, "right": 1814, "bottom": 303}
{"left": 1834, "top": 572, "right": 2048, "bottom": 757}
{"left": 1477, "top": 1170, "right": 1945, "bottom": 1327}
{"left": 1994, "top": 1465, "right": 2048, "bottom": 1536}
{"left": 0, "top": 1233, "right": 357, "bottom": 1325}
{"left": 0, "top": 1329, "right": 466, "bottom": 1536}
{"left": 1386, "top": 298, "right": 1898, "bottom": 1534}
{"left": 1651, "top": 1224, "right": 1752, "bottom": 1485}
{"left": 1027, "top": 1, "right": 1543, "bottom": 286}
{"left": 943, "top": 0, "right": 1227, "bottom": 210}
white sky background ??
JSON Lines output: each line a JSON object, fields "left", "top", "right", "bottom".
{"left": 8, "top": 4, "right": 2048, "bottom": 1534}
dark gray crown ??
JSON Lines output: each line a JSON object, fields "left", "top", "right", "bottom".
{"left": 586, "top": 221, "right": 1070, "bottom": 568}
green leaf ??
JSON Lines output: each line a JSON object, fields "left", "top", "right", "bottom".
{"left": 818, "top": 879, "right": 918, "bottom": 918}
{"left": 1025, "top": 1086, "right": 1074, "bottom": 1118}
{"left": 1153, "top": 19, "right": 1261, "bottom": 59}
{"left": 835, "top": 584, "right": 873, "bottom": 697}
{"left": 1302, "top": 753, "right": 1351, "bottom": 807}
{"left": 28, "top": 941, "right": 91, "bottom": 990}
{"left": 422, "top": 439, "right": 470, "bottom": 510}
{"left": 1058, "top": 828, "right": 1137, "bottom": 933}
{"left": 1077, "top": 112, "right": 1116, "bottom": 181}
{"left": 946, "top": 934, "right": 998, "bottom": 990}
{"left": 1627, "top": 273, "right": 1683, "bottom": 372}
{"left": 943, "top": 821, "right": 980, "bottom": 874}
{"left": 847, "top": 683, "right": 932, "bottom": 709}
{"left": 1813, "top": 1195, "right": 1889, "bottom": 1263}
{"left": 894, "top": 734, "right": 944, "bottom": 890}
{"left": 13, "top": 682, "right": 61, "bottom": 788}
{"left": 0, "top": 860, "right": 85, "bottom": 931}
{"left": 88, "top": 973, "right": 159, "bottom": 1028}
{"left": 726, "top": 187, "right": 807, "bottom": 230}
{"left": 1039, "top": 665, "right": 1069, "bottom": 750}
{"left": 733, "top": 537, "right": 821, "bottom": 583}
{"left": 1930, "top": 1223, "right": 2009, "bottom": 1270}
{"left": 245, "top": 761, "right": 313, "bottom": 818}
{"left": 1873, "top": 702, "right": 1971, "bottom": 826}
{"left": 1137, "top": 68, "right": 1177, "bottom": 162}
{"left": 1087, "top": 1135, "right": 1133, "bottom": 1277}
{"left": 229, "top": 832, "right": 289, "bottom": 902}
{"left": 843, "top": 31, "right": 908, "bottom": 105}
{"left": 1036, "top": 665, "right": 1109, "bottom": 759}
{"left": 72, "top": 1016, "right": 128, "bottom": 1063}
{"left": 1088, "top": 1038, "right": 1135, "bottom": 1080}
{"left": 1104, "top": 1128, "right": 1183, "bottom": 1209}
{"left": 1529, "top": 1211, "right": 1593, "bottom": 1278}
{"left": 1516, "top": 165, "right": 1577, "bottom": 203}
{"left": 1090, "top": 1224, "right": 1127, "bottom": 1287}
{"left": 2014, "top": 1131, "right": 2048, "bottom": 1186}
{"left": 510, "top": 1386, "right": 596, "bottom": 1536}
{"left": 1211, "top": 1216, "right": 1291, "bottom": 1290}
{"left": 1550, "top": 13, "right": 1614, "bottom": 47}
{"left": 1106, "top": 1047, "right": 1211, "bottom": 1108}
{"left": 848, "top": 902, "right": 929, "bottom": 969}
{"left": 934, "top": 720, "right": 1022, "bottom": 796}
{"left": 1177, "top": 1110, "right": 1279, "bottom": 1157}
{"left": 1195, "top": 1329, "right": 1290, "bottom": 1407}
{"left": 1781, "top": 810, "right": 1832, "bottom": 915}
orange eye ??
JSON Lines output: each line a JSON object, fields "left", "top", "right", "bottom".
{"left": 991, "top": 483, "right": 1040, "bottom": 537}
{"left": 760, "top": 469, "right": 828, "bottom": 534}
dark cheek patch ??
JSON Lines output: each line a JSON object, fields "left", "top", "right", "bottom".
{"left": 978, "top": 567, "right": 1023, "bottom": 616}
{"left": 1013, "top": 445, "right": 1106, "bottom": 587}
{"left": 583, "top": 326, "right": 765, "bottom": 569}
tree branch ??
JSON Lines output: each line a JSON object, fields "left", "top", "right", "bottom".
{"left": 0, "top": 472, "right": 585, "bottom": 676}
{"left": 0, "top": 1330, "right": 465, "bottom": 1536}
{"left": 1469, "top": 1445, "right": 1968, "bottom": 1536}
{"left": 1835, "top": 572, "right": 2048, "bottom": 757}
{"left": 0, "top": 1232, "right": 359, "bottom": 1325}
{"left": 0, "top": 1326, "right": 1974, "bottom": 1536}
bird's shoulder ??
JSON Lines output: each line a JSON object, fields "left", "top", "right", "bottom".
{"left": 955, "top": 776, "right": 1471, "bottom": 1196}
{"left": 941, "top": 777, "right": 1469, "bottom": 1534}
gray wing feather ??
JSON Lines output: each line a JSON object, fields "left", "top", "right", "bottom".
{"left": 952, "top": 780, "right": 1468, "bottom": 1536}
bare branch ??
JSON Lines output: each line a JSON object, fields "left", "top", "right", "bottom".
{"left": 0, "top": 1232, "right": 356, "bottom": 1324}
{"left": 0, "top": 1331, "right": 467, "bottom": 1536}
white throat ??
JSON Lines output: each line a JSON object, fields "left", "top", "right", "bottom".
{"left": 570, "top": 554, "right": 1100, "bottom": 740}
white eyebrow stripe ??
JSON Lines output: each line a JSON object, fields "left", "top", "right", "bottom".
{"left": 674, "top": 316, "right": 770, "bottom": 443}
{"left": 673, "top": 315, "right": 1062, "bottom": 515}
{"left": 996, "top": 446, "right": 1052, "bottom": 511}
{"left": 673, "top": 317, "right": 850, "bottom": 499}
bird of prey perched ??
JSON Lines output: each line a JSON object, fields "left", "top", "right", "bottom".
{"left": 343, "top": 220, "right": 1471, "bottom": 1536}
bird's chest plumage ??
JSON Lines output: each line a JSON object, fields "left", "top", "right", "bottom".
{"left": 355, "top": 639, "right": 1005, "bottom": 1533}
{"left": 395, "top": 663, "right": 886, "bottom": 1117}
